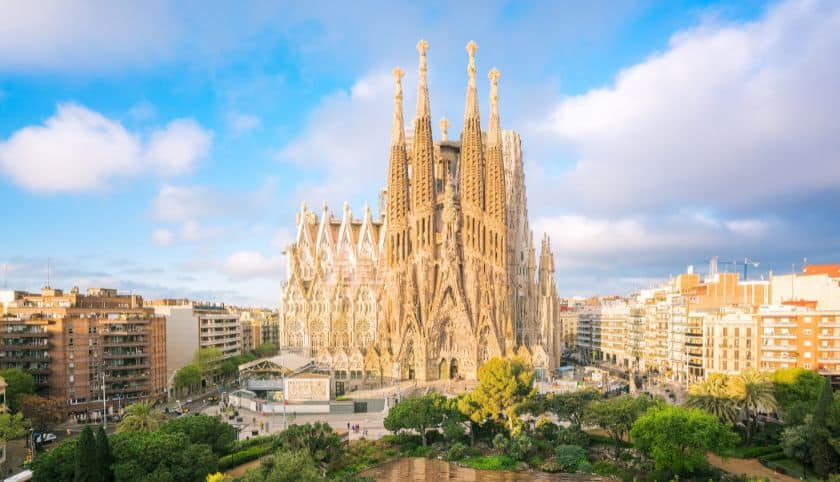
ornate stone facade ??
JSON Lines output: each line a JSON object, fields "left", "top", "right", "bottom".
{"left": 279, "top": 41, "right": 560, "bottom": 384}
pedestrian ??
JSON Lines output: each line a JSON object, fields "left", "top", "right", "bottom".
{"left": 347, "top": 422, "right": 350, "bottom": 431}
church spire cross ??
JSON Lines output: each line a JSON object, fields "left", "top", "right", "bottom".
{"left": 488, "top": 67, "right": 501, "bottom": 146}
{"left": 415, "top": 39, "right": 431, "bottom": 118}
{"left": 439, "top": 117, "right": 449, "bottom": 141}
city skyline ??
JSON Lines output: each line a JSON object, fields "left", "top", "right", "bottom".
{"left": 2, "top": 0, "right": 839, "bottom": 306}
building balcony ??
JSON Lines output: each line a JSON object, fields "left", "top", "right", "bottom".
{"left": 106, "top": 386, "right": 148, "bottom": 395}
{"left": 762, "top": 320, "right": 797, "bottom": 327}
{"left": 761, "top": 355, "right": 797, "bottom": 362}
{"left": 818, "top": 358, "right": 839, "bottom": 364}
{"left": 0, "top": 331, "right": 48, "bottom": 338}
{"left": 106, "top": 363, "right": 151, "bottom": 371}
{"left": 762, "top": 344, "right": 796, "bottom": 351}
{"left": 0, "top": 343, "right": 50, "bottom": 350}
{"left": 104, "top": 351, "right": 146, "bottom": 359}
{"left": 819, "top": 335, "right": 840, "bottom": 340}
{"left": 762, "top": 333, "right": 796, "bottom": 339}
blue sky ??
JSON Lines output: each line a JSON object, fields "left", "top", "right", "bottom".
{"left": 1, "top": 0, "right": 838, "bottom": 306}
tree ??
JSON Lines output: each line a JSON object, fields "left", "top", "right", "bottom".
{"left": 117, "top": 401, "right": 166, "bottom": 433}
{"left": 95, "top": 426, "right": 114, "bottom": 482}
{"left": 0, "top": 412, "right": 29, "bottom": 441}
{"left": 781, "top": 422, "right": 812, "bottom": 464}
{"left": 729, "top": 369, "right": 777, "bottom": 445}
{"left": 630, "top": 405, "right": 738, "bottom": 476}
{"left": 31, "top": 437, "right": 77, "bottom": 482}
{"left": 384, "top": 395, "right": 446, "bottom": 446}
{"left": 161, "top": 414, "right": 237, "bottom": 456}
{"left": 772, "top": 368, "right": 824, "bottom": 425}
{"left": 520, "top": 389, "right": 600, "bottom": 428}
{"left": 254, "top": 343, "right": 278, "bottom": 358}
{"left": 585, "top": 395, "right": 655, "bottom": 456}
{"left": 686, "top": 375, "right": 738, "bottom": 424}
{"left": 19, "top": 394, "right": 64, "bottom": 433}
{"left": 810, "top": 377, "right": 839, "bottom": 477}
{"left": 459, "top": 357, "right": 535, "bottom": 432}
{"left": 553, "top": 444, "right": 588, "bottom": 472}
{"left": 75, "top": 426, "right": 100, "bottom": 482}
{"left": 110, "top": 430, "right": 217, "bottom": 482}
{"left": 194, "top": 347, "right": 224, "bottom": 376}
{"left": 174, "top": 363, "right": 202, "bottom": 393}
{"left": 239, "top": 450, "right": 325, "bottom": 482}
{"left": 0, "top": 368, "right": 35, "bottom": 412}
{"left": 273, "top": 422, "right": 341, "bottom": 473}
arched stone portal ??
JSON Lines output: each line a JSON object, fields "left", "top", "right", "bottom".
{"left": 438, "top": 359, "right": 448, "bottom": 379}
{"left": 450, "top": 358, "right": 458, "bottom": 380}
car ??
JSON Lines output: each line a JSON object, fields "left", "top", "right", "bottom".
{"left": 35, "top": 433, "right": 57, "bottom": 444}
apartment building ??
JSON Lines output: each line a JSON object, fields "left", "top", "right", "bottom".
{"left": 757, "top": 305, "right": 840, "bottom": 374}
{"left": 148, "top": 299, "right": 241, "bottom": 380}
{"left": 0, "top": 287, "right": 166, "bottom": 417}
{"left": 703, "top": 309, "right": 759, "bottom": 376}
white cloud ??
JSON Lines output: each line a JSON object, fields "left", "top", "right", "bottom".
{"left": 0, "top": 0, "right": 177, "bottom": 71}
{"left": 534, "top": 212, "right": 775, "bottom": 270}
{"left": 541, "top": 0, "right": 840, "bottom": 214}
{"left": 277, "top": 70, "right": 393, "bottom": 206}
{"left": 150, "top": 228, "right": 174, "bottom": 246}
{"left": 0, "top": 103, "right": 212, "bottom": 193}
{"left": 227, "top": 113, "right": 262, "bottom": 134}
{"left": 151, "top": 185, "right": 219, "bottom": 222}
{"left": 222, "top": 251, "right": 283, "bottom": 279}
{"left": 145, "top": 119, "right": 212, "bottom": 176}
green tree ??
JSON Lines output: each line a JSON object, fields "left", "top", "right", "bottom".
{"left": 110, "top": 430, "right": 217, "bottom": 482}
{"left": 161, "top": 414, "right": 236, "bottom": 456}
{"left": 174, "top": 363, "right": 202, "bottom": 393}
{"left": 19, "top": 394, "right": 64, "bottom": 433}
{"left": 585, "top": 395, "right": 654, "bottom": 456}
{"left": 0, "top": 368, "right": 35, "bottom": 412}
{"left": 0, "top": 411, "right": 29, "bottom": 441}
{"left": 31, "top": 437, "right": 77, "bottom": 482}
{"left": 810, "top": 377, "right": 839, "bottom": 477}
{"left": 729, "top": 369, "right": 777, "bottom": 445}
{"left": 117, "top": 401, "right": 166, "bottom": 433}
{"left": 630, "top": 405, "right": 738, "bottom": 476}
{"left": 383, "top": 395, "right": 446, "bottom": 446}
{"left": 273, "top": 422, "right": 341, "bottom": 473}
{"left": 74, "top": 426, "right": 100, "bottom": 482}
{"left": 520, "top": 389, "right": 600, "bottom": 428}
{"left": 781, "top": 422, "right": 812, "bottom": 464}
{"left": 459, "top": 357, "right": 534, "bottom": 432}
{"left": 239, "top": 450, "right": 325, "bottom": 482}
{"left": 686, "top": 374, "right": 738, "bottom": 424}
{"left": 254, "top": 343, "right": 278, "bottom": 358}
{"left": 772, "top": 368, "right": 824, "bottom": 425}
{"left": 95, "top": 426, "right": 114, "bottom": 482}
{"left": 194, "top": 347, "right": 224, "bottom": 375}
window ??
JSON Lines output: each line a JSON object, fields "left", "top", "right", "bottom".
{"left": 804, "top": 340, "right": 812, "bottom": 346}
{"left": 804, "top": 352, "right": 812, "bottom": 358}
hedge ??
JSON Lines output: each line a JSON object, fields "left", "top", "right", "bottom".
{"left": 230, "top": 434, "right": 280, "bottom": 452}
{"left": 218, "top": 445, "right": 273, "bottom": 470}
{"left": 730, "top": 444, "right": 781, "bottom": 459}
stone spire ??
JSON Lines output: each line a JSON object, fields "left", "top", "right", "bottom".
{"left": 460, "top": 40, "right": 485, "bottom": 254}
{"left": 485, "top": 68, "right": 506, "bottom": 240}
{"left": 411, "top": 39, "right": 436, "bottom": 252}
{"left": 386, "top": 67, "right": 410, "bottom": 266}
{"left": 439, "top": 117, "right": 449, "bottom": 142}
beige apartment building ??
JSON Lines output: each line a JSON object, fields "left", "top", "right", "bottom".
{"left": 148, "top": 299, "right": 241, "bottom": 381}
{"left": 0, "top": 288, "right": 166, "bottom": 417}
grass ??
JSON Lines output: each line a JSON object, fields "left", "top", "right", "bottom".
{"left": 461, "top": 455, "right": 519, "bottom": 471}
{"left": 728, "top": 444, "right": 781, "bottom": 459}
{"left": 766, "top": 457, "right": 822, "bottom": 480}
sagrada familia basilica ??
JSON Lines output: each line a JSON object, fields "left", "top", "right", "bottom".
{"left": 279, "top": 40, "right": 561, "bottom": 384}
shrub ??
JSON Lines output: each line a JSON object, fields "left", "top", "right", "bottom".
{"left": 731, "top": 444, "right": 782, "bottom": 458}
{"left": 592, "top": 460, "right": 634, "bottom": 480}
{"left": 445, "top": 442, "right": 468, "bottom": 461}
{"left": 540, "top": 459, "right": 563, "bottom": 473}
{"left": 577, "top": 460, "right": 593, "bottom": 473}
{"left": 218, "top": 445, "right": 272, "bottom": 470}
{"left": 442, "top": 418, "right": 467, "bottom": 443}
{"left": 508, "top": 433, "right": 534, "bottom": 462}
{"left": 554, "top": 444, "right": 587, "bottom": 473}
{"left": 407, "top": 445, "right": 434, "bottom": 458}
{"left": 535, "top": 417, "right": 559, "bottom": 442}
{"left": 424, "top": 429, "right": 444, "bottom": 445}
{"left": 492, "top": 433, "right": 508, "bottom": 454}
{"left": 462, "top": 455, "right": 518, "bottom": 471}
{"left": 528, "top": 455, "right": 545, "bottom": 467}
{"left": 557, "top": 426, "right": 590, "bottom": 446}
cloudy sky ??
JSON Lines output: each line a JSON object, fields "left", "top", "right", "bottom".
{"left": 1, "top": 0, "right": 838, "bottom": 306}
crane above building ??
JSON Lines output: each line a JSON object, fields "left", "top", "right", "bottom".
{"left": 708, "top": 256, "right": 760, "bottom": 281}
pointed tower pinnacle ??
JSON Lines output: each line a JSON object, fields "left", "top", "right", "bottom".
{"left": 439, "top": 117, "right": 449, "bottom": 142}
{"left": 487, "top": 68, "right": 501, "bottom": 146}
{"left": 385, "top": 66, "right": 410, "bottom": 266}
{"left": 460, "top": 39, "right": 486, "bottom": 253}
{"left": 411, "top": 39, "right": 436, "bottom": 252}
{"left": 485, "top": 67, "right": 507, "bottom": 266}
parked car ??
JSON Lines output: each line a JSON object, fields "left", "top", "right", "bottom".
{"left": 35, "top": 432, "right": 57, "bottom": 444}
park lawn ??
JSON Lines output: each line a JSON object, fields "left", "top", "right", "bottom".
{"left": 770, "top": 457, "right": 823, "bottom": 480}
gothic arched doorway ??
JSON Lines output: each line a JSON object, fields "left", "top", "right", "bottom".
{"left": 408, "top": 366, "right": 415, "bottom": 380}
{"left": 438, "top": 359, "right": 448, "bottom": 380}
{"left": 450, "top": 358, "right": 458, "bottom": 380}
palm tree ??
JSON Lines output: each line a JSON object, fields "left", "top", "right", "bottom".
{"left": 729, "top": 369, "right": 777, "bottom": 445}
{"left": 686, "top": 374, "right": 738, "bottom": 424}
{"left": 116, "top": 401, "right": 165, "bottom": 433}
